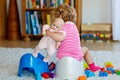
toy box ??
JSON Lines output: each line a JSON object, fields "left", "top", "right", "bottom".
{"left": 81, "top": 24, "right": 112, "bottom": 42}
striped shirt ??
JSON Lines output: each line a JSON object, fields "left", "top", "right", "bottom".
{"left": 56, "top": 22, "right": 83, "bottom": 61}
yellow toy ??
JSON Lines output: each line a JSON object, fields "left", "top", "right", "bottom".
{"left": 84, "top": 62, "right": 89, "bottom": 69}
{"left": 105, "top": 61, "right": 114, "bottom": 68}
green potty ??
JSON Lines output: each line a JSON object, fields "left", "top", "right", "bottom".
{"left": 18, "top": 53, "right": 50, "bottom": 80}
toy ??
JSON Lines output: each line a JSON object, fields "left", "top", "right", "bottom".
{"left": 107, "top": 68, "right": 115, "bottom": 74}
{"left": 83, "top": 62, "right": 89, "bottom": 69}
{"left": 101, "top": 68, "right": 106, "bottom": 72}
{"left": 48, "top": 62, "right": 56, "bottom": 71}
{"left": 41, "top": 72, "right": 50, "bottom": 79}
{"left": 18, "top": 53, "right": 50, "bottom": 80}
{"left": 82, "top": 34, "right": 87, "bottom": 40}
{"left": 99, "top": 67, "right": 108, "bottom": 77}
{"left": 81, "top": 33, "right": 94, "bottom": 42}
{"left": 48, "top": 72, "right": 56, "bottom": 78}
{"left": 85, "top": 70, "right": 95, "bottom": 77}
{"left": 115, "top": 69, "right": 120, "bottom": 75}
{"left": 41, "top": 72, "right": 56, "bottom": 79}
{"left": 77, "top": 75, "right": 87, "bottom": 80}
{"left": 99, "top": 71, "right": 108, "bottom": 77}
{"left": 33, "top": 18, "right": 64, "bottom": 62}
{"left": 106, "top": 70, "right": 112, "bottom": 74}
{"left": 105, "top": 61, "right": 114, "bottom": 68}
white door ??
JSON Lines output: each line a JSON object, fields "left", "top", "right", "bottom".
{"left": 112, "top": 0, "right": 120, "bottom": 40}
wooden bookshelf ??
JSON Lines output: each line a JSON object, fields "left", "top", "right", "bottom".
{"left": 21, "top": 0, "right": 82, "bottom": 41}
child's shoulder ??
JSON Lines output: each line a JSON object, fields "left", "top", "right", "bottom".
{"left": 65, "top": 21, "right": 74, "bottom": 24}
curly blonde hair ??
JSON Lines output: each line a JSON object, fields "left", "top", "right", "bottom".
{"left": 55, "top": 3, "right": 77, "bottom": 23}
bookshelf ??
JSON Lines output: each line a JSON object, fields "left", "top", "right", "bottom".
{"left": 22, "top": 0, "right": 82, "bottom": 41}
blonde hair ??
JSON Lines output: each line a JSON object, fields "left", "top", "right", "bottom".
{"left": 55, "top": 3, "right": 76, "bottom": 23}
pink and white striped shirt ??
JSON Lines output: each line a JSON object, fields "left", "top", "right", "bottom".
{"left": 56, "top": 22, "right": 83, "bottom": 61}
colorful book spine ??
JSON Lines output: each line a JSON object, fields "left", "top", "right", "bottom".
{"left": 70, "top": 0, "right": 75, "bottom": 7}
{"left": 40, "top": 0, "right": 44, "bottom": 8}
{"left": 46, "top": 14, "right": 51, "bottom": 26}
{"left": 25, "top": 11, "right": 29, "bottom": 34}
{"left": 34, "top": 11, "right": 42, "bottom": 34}
{"left": 30, "top": 13, "right": 38, "bottom": 35}
{"left": 32, "top": 0, "right": 36, "bottom": 8}
{"left": 52, "top": 0, "right": 56, "bottom": 8}
{"left": 26, "top": 11, "right": 32, "bottom": 34}
{"left": 43, "top": 0, "right": 47, "bottom": 8}
{"left": 36, "top": 0, "right": 40, "bottom": 8}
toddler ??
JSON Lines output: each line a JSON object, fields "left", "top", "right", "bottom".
{"left": 46, "top": 4, "right": 100, "bottom": 72}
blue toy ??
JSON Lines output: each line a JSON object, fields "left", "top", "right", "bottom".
{"left": 18, "top": 53, "right": 50, "bottom": 80}
{"left": 85, "top": 70, "right": 95, "bottom": 77}
{"left": 82, "top": 34, "right": 87, "bottom": 40}
{"left": 107, "top": 68, "right": 115, "bottom": 74}
{"left": 99, "top": 71, "right": 108, "bottom": 77}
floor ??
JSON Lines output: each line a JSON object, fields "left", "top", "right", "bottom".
{"left": 0, "top": 39, "right": 120, "bottom": 51}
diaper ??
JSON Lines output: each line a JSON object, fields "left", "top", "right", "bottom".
{"left": 55, "top": 57, "right": 85, "bottom": 80}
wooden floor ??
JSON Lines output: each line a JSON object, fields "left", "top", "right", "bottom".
{"left": 0, "top": 40, "right": 120, "bottom": 51}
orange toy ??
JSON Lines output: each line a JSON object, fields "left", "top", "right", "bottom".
{"left": 77, "top": 75, "right": 87, "bottom": 80}
{"left": 106, "top": 70, "right": 112, "bottom": 74}
{"left": 105, "top": 62, "right": 114, "bottom": 68}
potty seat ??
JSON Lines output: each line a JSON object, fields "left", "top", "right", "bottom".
{"left": 18, "top": 53, "right": 50, "bottom": 80}
{"left": 55, "top": 57, "right": 84, "bottom": 80}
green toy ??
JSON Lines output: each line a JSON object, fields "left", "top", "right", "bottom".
{"left": 84, "top": 62, "right": 89, "bottom": 69}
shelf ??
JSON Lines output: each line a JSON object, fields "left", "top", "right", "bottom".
{"left": 26, "top": 8, "right": 55, "bottom": 11}
{"left": 21, "top": 0, "right": 82, "bottom": 41}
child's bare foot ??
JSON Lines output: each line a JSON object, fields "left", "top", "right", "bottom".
{"left": 43, "top": 58, "right": 49, "bottom": 62}
{"left": 32, "top": 53, "right": 38, "bottom": 57}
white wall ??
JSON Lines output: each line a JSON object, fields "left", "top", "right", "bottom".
{"left": 82, "top": 0, "right": 112, "bottom": 24}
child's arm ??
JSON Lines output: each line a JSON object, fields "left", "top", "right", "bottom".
{"left": 46, "top": 30, "right": 65, "bottom": 42}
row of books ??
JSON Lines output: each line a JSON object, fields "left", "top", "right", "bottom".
{"left": 26, "top": 0, "right": 76, "bottom": 9}
{"left": 26, "top": 11, "right": 42, "bottom": 35}
{"left": 25, "top": 11, "right": 52, "bottom": 35}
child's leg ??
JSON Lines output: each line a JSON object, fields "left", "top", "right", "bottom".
{"left": 81, "top": 47, "right": 100, "bottom": 72}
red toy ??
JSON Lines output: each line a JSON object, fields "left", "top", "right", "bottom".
{"left": 41, "top": 72, "right": 49, "bottom": 79}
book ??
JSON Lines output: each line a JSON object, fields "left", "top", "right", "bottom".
{"left": 37, "top": 11, "right": 43, "bottom": 34}
{"left": 34, "top": 11, "right": 42, "bottom": 34}
{"left": 40, "top": 0, "right": 44, "bottom": 8}
{"left": 46, "top": 14, "right": 51, "bottom": 25}
{"left": 25, "top": 11, "right": 29, "bottom": 34}
{"left": 30, "top": 13, "right": 38, "bottom": 35}
{"left": 25, "top": 11, "right": 32, "bottom": 34}
{"left": 31, "top": 0, "right": 36, "bottom": 8}
{"left": 36, "top": 0, "right": 40, "bottom": 8}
